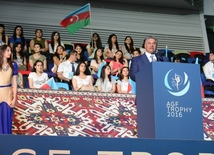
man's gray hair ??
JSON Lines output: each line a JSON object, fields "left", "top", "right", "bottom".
{"left": 144, "top": 36, "right": 158, "bottom": 45}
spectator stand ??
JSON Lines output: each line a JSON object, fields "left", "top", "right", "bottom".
{"left": 157, "top": 49, "right": 174, "bottom": 62}
{"left": 74, "top": 42, "right": 90, "bottom": 61}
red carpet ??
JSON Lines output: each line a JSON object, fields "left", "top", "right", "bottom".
{"left": 12, "top": 89, "right": 137, "bottom": 137}
{"left": 202, "top": 98, "right": 214, "bottom": 140}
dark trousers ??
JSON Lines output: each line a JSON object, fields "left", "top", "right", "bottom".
{"left": 204, "top": 79, "right": 214, "bottom": 92}
{"left": 61, "top": 80, "right": 72, "bottom": 90}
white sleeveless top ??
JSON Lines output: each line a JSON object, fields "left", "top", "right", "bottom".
{"left": 73, "top": 75, "right": 91, "bottom": 89}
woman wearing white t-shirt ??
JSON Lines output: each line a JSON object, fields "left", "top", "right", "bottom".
{"left": 28, "top": 60, "right": 49, "bottom": 88}
{"left": 90, "top": 48, "right": 104, "bottom": 74}
{"left": 72, "top": 62, "right": 94, "bottom": 91}
{"left": 117, "top": 67, "right": 132, "bottom": 94}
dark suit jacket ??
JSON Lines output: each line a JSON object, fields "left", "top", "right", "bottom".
{"left": 130, "top": 53, "right": 168, "bottom": 81}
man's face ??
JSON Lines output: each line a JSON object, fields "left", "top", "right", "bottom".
{"left": 70, "top": 53, "right": 77, "bottom": 62}
{"left": 144, "top": 38, "right": 157, "bottom": 54}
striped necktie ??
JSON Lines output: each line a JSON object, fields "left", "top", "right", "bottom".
{"left": 71, "top": 63, "right": 75, "bottom": 72}
{"left": 150, "top": 55, "right": 154, "bottom": 62}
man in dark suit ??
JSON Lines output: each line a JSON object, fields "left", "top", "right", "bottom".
{"left": 130, "top": 36, "right": 168, "bottom": 81}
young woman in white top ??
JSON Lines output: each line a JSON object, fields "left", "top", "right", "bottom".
{"left": 28, "top": 60, "right": 49, "bottom": 89}
{"left": 49, "top": 31, "right": 65, "bottom": 54}
{"left": 72, "top": 62, "right": 94, "bottom": 91}
{"left": 117, "top": 67, "right": 132, "bottom": 94}
{"left": 90, "top": 48, "right": 104, "bottom": 74}
{"left": 0, "top": 24, "right": 8, "bottom": 45}
{"left": 86, "top": 33, "right": 102, "bottom": 58}
{"left": 95, "top": 64, "right": 116, "bottom": 93}
{"left": 104, "top": 34, "right": 120, "bottom": 59}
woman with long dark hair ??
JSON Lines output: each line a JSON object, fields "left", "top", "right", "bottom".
{"left": 90, "top": 48, "right": 105, "bottom": 74}
{"left": 0, "top": 24, "right": 8, "bottom": 45}
{"left": 75, "top": 44, "right": 88, "bottom": 64}
{"left": 121, "top": 36, "right": 135, "bottom": 60}
{"left": 49, "top": 31, "right": 65, "bottom": 54}
{"left": 95, "top": 64, "right": 116, "bottom": 93}
{"left": 104, "top": 34, "right": 120, "bottom": 59}
{"left": 13, "top": 42, "right": 27, "bottom": 70}
{"left": 10, "top": 25, "right": 27, "bottom": 52}
{"left": 109, "top": 50, "right": 128, "bottom": 76}
{"left": 72, "top": 62, "right": 94, "bottom": 91}
{"left": 117, "top": 67, "right": 132, "bottom": 94}
{"left": 52, "top": 45, "right": 67, "bottom": 73}
{"left": 28, "top": 60, "right": 49, "bottom": 89}
{"left": 0, "top": 45, "right": 18, "bottom": 134}
{"left": 86, "top": 33, "right": 102, "bottom": 58}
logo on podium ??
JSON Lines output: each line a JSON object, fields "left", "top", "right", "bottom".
{"left": 164, "top": 69, "right": 190, "bottom": 96}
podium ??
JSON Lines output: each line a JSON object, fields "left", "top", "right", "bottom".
{"left": 136, "top": 62, "right": 203, "bottom": 140}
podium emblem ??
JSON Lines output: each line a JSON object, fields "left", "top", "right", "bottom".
{"left": 164, "top": 69, "right": 190, "bottom": 96}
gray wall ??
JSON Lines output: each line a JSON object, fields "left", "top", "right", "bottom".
{"left": 0, "top": 1, "right": 207, "bottom": 51}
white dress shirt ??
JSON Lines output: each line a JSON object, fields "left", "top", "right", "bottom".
{"left": 145, "top": 52, "right": 157, "bottom": 62}
{"left": 57, "top": 60, "right": 78, "bottom": 79}
{"left": 203, "top": 61, "right": 214, "bottom": 81}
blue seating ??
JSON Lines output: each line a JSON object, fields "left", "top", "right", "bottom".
{"left": 187, "top": 57, "right": 203, "bottom": 64}
{"left": 46, "top": 61, "right": 57, "bottom": 77}
{"left": 157, "top": 49, "right": 174, "bottom": 62}
{"left": 55, "top": 82, "right": 69, "bottom": 90}
{"left": 47, "top": 62, "right": 54, "bottom": 72}
{"left": 176, "top": 53, "right": 190, "bottom": 63}
{"left": 157, "top": 49, "right": 173, "bottom": 53}
{"left": 64, "top": 44, "right": 73, "bottom": 51}
{"left": 45, "top": 72, "right": 57, "bottom": 78}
